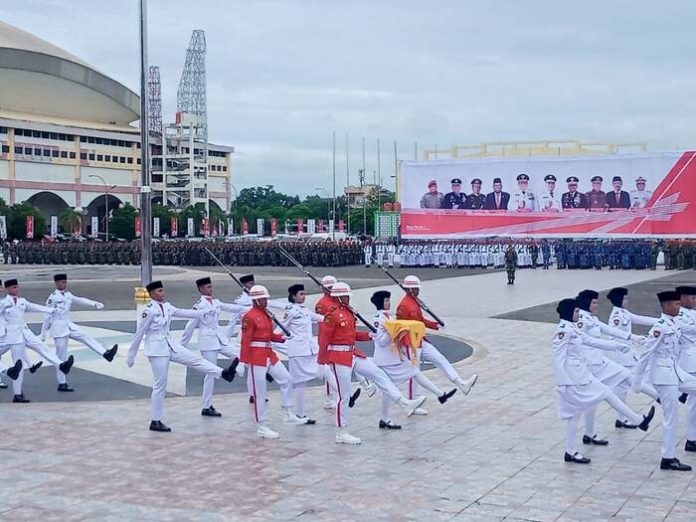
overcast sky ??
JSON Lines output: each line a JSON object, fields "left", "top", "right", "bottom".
{"left": 4, "top": 1, "right": 696, "bottom": 197}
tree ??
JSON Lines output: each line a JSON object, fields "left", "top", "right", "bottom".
{"left": 110, "top": 203, "right": 139, "bottom": 241}
{"left": 9, "top": 202, "right": 46, "bottom": 240}
{"left": 59, "top": 207, "right": 82, "bottom": 235}
{"left": 179, "top": 203, "right": 207, "bottom": 236}
{"left": 286, "top": 204, "right": 315, "bottom": 221}
{"left": 236, "top": 185, "right": 300, "bottom": 210}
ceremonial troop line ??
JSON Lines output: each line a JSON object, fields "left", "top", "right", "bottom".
{"left": 552, "top": 286, "right": 696, "bottom": 471}
{"left": 0, "top": 248, "right": 478, "bottom": 445}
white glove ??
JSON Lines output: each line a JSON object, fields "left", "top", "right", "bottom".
{"left": 95, "top": 302, "right": 104, "bottom": 310}
{"left": 126, "top": 357, "right": 135, "bottom": 368}
{"left": 629, "top": 334, "right": 646, "bottom": 344}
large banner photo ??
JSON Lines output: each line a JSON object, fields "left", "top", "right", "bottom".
{"left": 399, "top": 152, "right": 696, "bottom": 238}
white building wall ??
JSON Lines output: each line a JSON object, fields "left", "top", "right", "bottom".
{"left": 15, "top": 161, "right": 74, "bottom": 183}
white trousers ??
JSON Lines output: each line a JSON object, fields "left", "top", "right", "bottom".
{"left": 330, "top": 357, "right": 403, "bottom": 429}
{"left": 290, "top": 360, "right": 336, "bottom": 417}
{"left": 3, "top": 334, "right": 64, "bottom": 396}
{"left": 200, "top": 344, "right": 237, "bottom": 409}
{"left": 148, "top": 347, "right": 222, "bottom": 421}
{"left": 420, "top": 340, "right": 460, "bottom": 382}
{"left": 655, "top": 380, "right": 696, "bottom": 459}
{"left": 246, "top": 361, "right": 292, "bottom": 425}
{"left": 53, "top": 330, "right": 107, "bottom": 384}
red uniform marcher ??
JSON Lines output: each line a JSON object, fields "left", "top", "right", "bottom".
{"left": 316, "top": 275, "right": 339, "bottom": 407}
{"left": 318, "top": 281, "right": 426, "bottom": 445}
{"left": 396, "top": 275, "right": 478, "bottom": 402}
{"left": 241, "top": 285, "right": 307, "bottom": 439}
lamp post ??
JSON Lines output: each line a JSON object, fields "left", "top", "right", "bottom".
{"left": 88, "top": 174, "right": 116, "bottom": 241}
{"left": 139, "top": 0, "right": 152, "bottom": 286}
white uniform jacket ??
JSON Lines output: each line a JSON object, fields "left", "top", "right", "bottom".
{"left": 372, "top": 310, "right": 411, "bottom": 367}
{"left": 511, "top": 190, "right": 538, "bottom": 211}
{"left": 128, "top": 301, "right": 208, "bottom": 359}
{"left": 634, "top": 314, "right": 695, "bottom": 385}
{"left": 677, "top": 307, "right": 696, "bottom": 373}
{"left": 552, "top": 319, "right": 626, "bottom": 385}
{"left": 539, "top": 191, "right": 562, "bottom": 212}
{"left": 607, "top": 306, "right": 655, "bottom": 366}
{"left": 280, "top": 303, "right": 323, "bottom": 357}
{"left": 577, "top": 310, "right": 630, "bottom": 366}
{"left": 225, "top": 292, "right": 252, "bottom": 338}
{"left": 0, "top": 295, "right": 54, "bottom": 344}
{"left": 41, "top": 290, "right": 101, "bottom": 339}
{"left": 181, "top": 296, "right": 247, "bottom": 350}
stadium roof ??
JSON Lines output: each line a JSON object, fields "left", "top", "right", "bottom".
{"left": 0, "top": 21, "right": 140, "bottom": 126}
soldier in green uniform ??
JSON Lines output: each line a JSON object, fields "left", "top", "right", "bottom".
{"left": 505, "top": 243, "right": 518, "bottom": 285}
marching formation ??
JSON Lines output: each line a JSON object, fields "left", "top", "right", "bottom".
{"left": 552, "top": 285, "right": 696, "bottom": 471}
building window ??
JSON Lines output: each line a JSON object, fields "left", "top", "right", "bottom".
{"left": 32, "top": 130, "right": 40, "bottom": 138}
{"left": 222, "top": 166, "right": 227, "bottom": 172}
{"left": 120, "top": 156, "right": 126, "bottom": 163}
{"left": 127, "top": 157, "right": 133, "bottom": 164}
{"left": 80, "top": 136, "right": 87, "bottom": 143}
{"left": 88, "top": 136, "right": 95, "bottom": 144}
{"left": 58, "top": 134, "right": 66, "bottom": 141}
{"left": 60, "top": 151, "right": 67, "bottom": 158}
{"left": 97, "top": 154, "right": 103, "bottom": 161}
{"left": 1, "top": 145, "right": 9, "bottom": 153}
{"left": 34, "top": 148, "right": 41, "bottom": 155}
{"left": 43, "top": 149, "right": 50, "bottom": 157}
{"left": 51, "top": 150, "right": 59, "bottom": 157}
{"left": 50, "top": 132, "right": 58, "bottom": 140}
{"left": 14, "top": 128, "right": 23, "bottom": 136}
{"left": 80, "top": 152, "right": 87, "bottom": 160}
{"left": 0, "top": 126, "right": 7, "bottom": 134}
{"left": 67, "top": 135, "right": 74, "bottom": 142}
{"left": 137, "top": 158, "right": 141, "bottom": 164}
{"left": 88, "top": 153, "right": 95, "bottom": 160}
{"left": 69, "top": 152, "right": 76, "bottom": 159}
{"left": 41, "top": 132, "right": 49, "bottom": 139}
{"left": 105, "top": 155, "right": 111, "bottom": 162}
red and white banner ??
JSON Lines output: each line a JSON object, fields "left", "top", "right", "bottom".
{"left": 317, "top": 219, "right": 324, "bottom": 232}
{"left": 242, "top": 218, "right": 249, "bottom": 235}
{"left": 338, "top": 219, "right": 345, "bottom": 232}
{"left": 171, "top": 217, "right": 178, "bottom": 237}
{"left": 297, "top": 219, "right": 304, "bottom": 233}
{"left": 202, "top": 218, "right": 210, "bottom": 237}
{"left": 400, "top": 152, "right": 696, "bottom": 238}
{"left": 135, "top": 216, "right": 142, "bottom": 238}
{"left": 271, "top": 218, "right": 278, "bottom": 237}
{"left": 26, "top": 215, "right": 34, "bottom": 239}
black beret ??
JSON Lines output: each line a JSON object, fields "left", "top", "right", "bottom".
{"left": 53, "top": 273, "right": 67, "bottom": 282}
{"left": 544, "top": 174, "right": 557, "bottom": 182}
{"left": 590, "top": 176, "right": 603, "bottom": 182}
{"left": 196, "top": 277, "right": 212, "bottom": 287}
{"left": 612, "top": 176, "right": 622, "bottom": 182}
{"left": 607, "top": 287, "right": 628, "bottom": 307}
{"left": 471, "top": 178, "right": 482, "bottom": 185}
{"left": 566, "top": 176, "right": 579, "bottom": 183}
{"left": 658, "top": 290, "right": 680, "bottom": 303}
{"left": 676, "top": 286, "right": 696, "bottom": 296}
{"left": 450, "top": 178, "right": 462, "bottom": 185}
{"left": 239, "top": 274, "right": 255, "bottom": 284}
{"left": 516, "top": 173, "right": 529, "bottom": 181}
{"left": 493, "top": 177, "right": 502, "bottom": 184}
{"left": 370, "top": 290, "right": 391, "bottom": 310}
{"left": 556, "top": 298, "right": 577, "bottom": 322}
{"left": 146, "top": 281, "right": 163, "bottom": 292}
{"left": 4, "top": 279, "right": 18, "bottom": 288}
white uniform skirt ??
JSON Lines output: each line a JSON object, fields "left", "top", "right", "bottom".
{"left": 289, "top": 355, "right": 320, "bottom": 384}
{"left": 588, "top": 359, "right": 631, "bottom": 389}
{"left": 377, "top": 361, "right": 419, "bottom": 384}
{"left": 556, "top": 376, "right": 611, "bottom": 420}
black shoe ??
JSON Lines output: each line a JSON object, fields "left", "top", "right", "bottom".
{"left": 438, "top": 388, "right": 457, "bottom": 404}
{"left": 615, "top": 419, "right": 638, "bottom": 429}
{"left": 348, "top": 388, "right": 361, "bottom": 408}
{"left": 685, "top": 440, "right": 696, "bottom": 452}
{"left": 679, "top": 393, "right": 689, "bottom": 404}
{"left": 201, "top": 406, "right": 222, "bottom": 417}
{"left": 103, "top": 345, "right": 118, "bottom": 362}
{"left": 149, "top": 420, "right": 171, "bottom": 432}
{"left": 564, "top": 452, "right": 591, "bottom": 464}
{"left": 299, "top": 416, "right": 316, "bottom": 425}
{"left": 13, "top": 394, "right": 30, "bottom": 403}
{"left": 221, "top": 363, "right": 236, "bottom": 383}
{"left": 29, "top": 361, "right": 43, "bottom": 374}
{"left": 266, "top": 373, "right": 274, "bottom": 383}
{"left": 57, "top": 383, "right": 74, "bottom": 392}
{"left": 59, "top": 355, "right": 74, "bottom": 375}
{"left": 6, "top": 360, "right": 22, "bottom": 381}
{"left": 582, "top": 434, "right": 609, "bottom": 446}
{"left": 0, "top": 382, "right": 6, "bottom": 389}
{"left": 660, "top": 458, "right": 692, "bottom": 471}
{"left": 638, "top": 406, "right": 656, "bottom": 432}
{"left": 249, "top": 396, "right": 269, "bottom": 404}
{"left": 379, "top": 420, "right": 402, "bottom": 430}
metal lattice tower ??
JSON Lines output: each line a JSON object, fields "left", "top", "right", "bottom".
{"left": 147, "top": 65, "right": 162, "bottom": 134}
{"left": 176, "top": 30, "right": 207, "bottom": 146}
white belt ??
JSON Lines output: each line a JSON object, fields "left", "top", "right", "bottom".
{"left": 328, "top": 344, "right": 353, "bottom": 352}
{"left": 250, "top": 341, "right": 271, "bottom": 348}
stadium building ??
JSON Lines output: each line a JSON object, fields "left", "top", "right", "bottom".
{"left": 0, "top": 21, "right": 233, "bottom": 235}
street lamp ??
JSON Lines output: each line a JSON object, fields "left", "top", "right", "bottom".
{"left": 315, "top": 187, "right": 331, "bottom": 231}
{"left": 88, "top": 174, "right": 116, "bottom": 241}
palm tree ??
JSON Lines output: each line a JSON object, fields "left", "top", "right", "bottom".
{"left": 59, "top": 207, "right": 82, "bottom": 235}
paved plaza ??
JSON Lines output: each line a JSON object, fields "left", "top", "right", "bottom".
{"left": 1, "top": 265, "right": 696, "bottom": 520}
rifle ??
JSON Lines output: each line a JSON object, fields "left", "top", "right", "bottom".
{"left": 277, "top": 246, "right": 377, "bottom": 333}
{"left": 204, "top": 247, "right": 291, "bottom": 337}
{"left": 371, "top": 256, "right": 445, "bottom": 327}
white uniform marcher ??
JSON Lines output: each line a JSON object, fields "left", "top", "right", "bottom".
{"left": 127, "top": 287, "right": 234, "bottom": 431}
{"left": 551, "top": 312, "right": 653, "bottom": 463}
{"left": 41, "top": 288, "right": 117, "bottom": 388}
{"left": 677, "top": 305, "right": 696, "bottom": 442}
{"left": 181, "top": 294, "right": 247, "bottom": 413}
{"left": 633, "top": 307, "right": 696, "bottom": 467}
{"left": 0, "top": 294, "right": 70, "bottom": 400}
